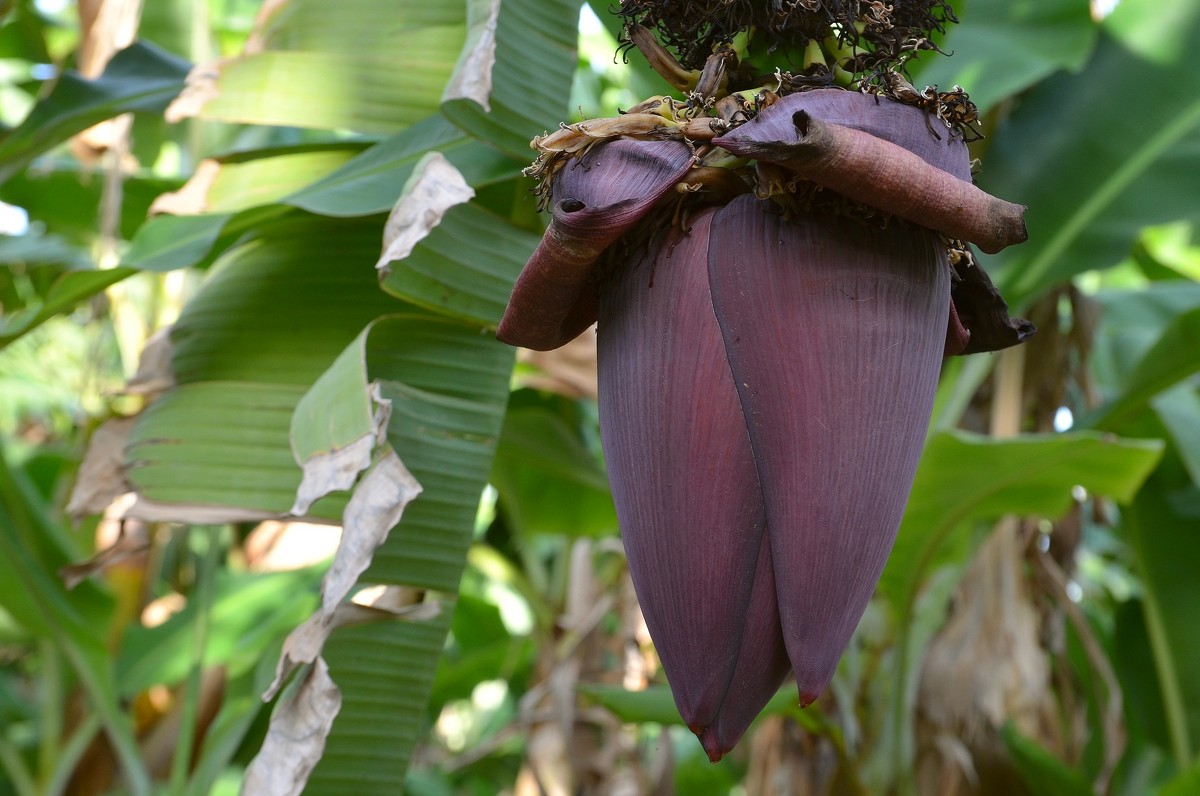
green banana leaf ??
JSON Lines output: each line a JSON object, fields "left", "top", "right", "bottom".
{"left": 491, "top": 397, "right": 618, "bottom": 539}
{"left": 0, "top": 268, "right": 133, "bottom": 347}
{"left": 124, "top": 215, "right": 405, "bottom": 519}
{"left": 980, "top": 0, "right": 1200, "bottom": 308}
{"left": 1161, "top": 758, "right": 1200, "bottom": 796}
{"left": 442, "top": 0, "right": 583, "bottom": 159}
{"left": 0, "top": 168, "right": 180, "bottom": 245}
{"left": 285, "top": 116, "right": 520, "bottom": 218}
{"left": 120, "top": 213, "right": 235, "bottom": 272}
{"left": 379, "top": 195, "right": 541, "bottom": 327}
{"left": 913, "top": 0, "right": 1097, "bottom": 115}
{"left": 0, "top": 40, "right": 190, "bottom": 185}
{"left": 1126, "top": 478, "right": 1200, "bottom": 770}
{"left": 156, "top": 144, "right": 366, "bottom": 215}
{"left": 1002, "top": 724, "right": 1094, "bottom": 796}
{"left": 176, "top": 0, "right": 469, "bottom": 134}
{"left": 1085, "top": 307, "right": 1200, "bottom": 431}
{"left": 291, "top": 315, "right": 513, "bottom": 793}
{"left": 0, "top": 231, "right": 125, "bottom": 347}
{"left": 881, "top": 430, "right": 1164, "bottom": 615}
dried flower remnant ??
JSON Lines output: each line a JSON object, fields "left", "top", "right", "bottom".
{"left": 616, "top": 0, "right": 959, "bottom": 77}
{"left": 496, "top": 0, "right": 1035, "bottom": 761}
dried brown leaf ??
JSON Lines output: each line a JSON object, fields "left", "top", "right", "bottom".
{"left": 241, "top": 658, "right": 342, "bottom": 796}
{"left": 290, "top": 383, "right": 391, "bottom": 516}
{"left": 376, "top": 153, "right": 475, "bottom": 273}
{"left": 59, "top": 532, "right": 147, "bottom": 590}
{"left": 124, "top": 326, "right": 176, "bottom": 395}
{"left": 321, "top": 450, "right": 421, "bottom": 612}
{"left": 148, "top": 159, "right": 221, "bottom": 216}
{"left": 124, "top": 497, "right": 276, "bottom": 525}
{"left": 265, "top": 587, "right": 438, "bottom": 700}
{"left": 265, "top": 451, "right": 423, "bottom": 698}
{"left": 66, "top": 416, "right": 137, "bottom": 519}
{"left": 442, "top": 0, "right": 500, "bottom": 111}
{"left": 164, "top": 62, "right": 222, "bottom": 123}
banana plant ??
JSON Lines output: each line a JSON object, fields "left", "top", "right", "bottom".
{"left": 2, "top": 0, "right": 1200, "bottom": 792}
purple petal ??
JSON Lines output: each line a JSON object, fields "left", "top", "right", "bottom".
{"left": 716, "top": 88, "right": 972, "bottom": 180}
{"left": 597, "top": 207, "right": 779, "bottom": 735}
{"left": 698, "top": 531, "right": 791, "bottom": 762}
{"left": 708, "top": 194, "right": 949, "bottom": 701}
{"left": 498, "top": 139, "right": 695, "bottom": 350}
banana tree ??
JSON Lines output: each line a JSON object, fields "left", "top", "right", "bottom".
{"left": 1, "top": 0, "right": 1199, "bottom": 793}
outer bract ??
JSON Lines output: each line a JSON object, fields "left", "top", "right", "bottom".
{"left": 596, "top": 191, "right": 948, "bottom": 759}
{"left": 708, "top": 194, "right": 949, "bottom": 704}
{"left": 597, "top": 210, "right": 791, "bottom": 760}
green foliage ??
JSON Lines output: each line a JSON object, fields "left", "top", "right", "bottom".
{"left": 1003, "top": 724, "right": 1095, "bottom": 796}
{"left": 0, "top": 40, "right": 190, "bottom": 183}
{"left": 982, "top": 0, "right": 1200, "bottom": 308}
{"left": 913, "top": 0, "right": 1097, "bottom": 114}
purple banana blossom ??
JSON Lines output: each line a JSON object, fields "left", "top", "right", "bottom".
{"left": 497, "top": 89, "right": 1033, "bottom": 761}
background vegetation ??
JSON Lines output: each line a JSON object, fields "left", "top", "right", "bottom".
{"left": 0, "top": 0, "right": 1198, "bottom": 793}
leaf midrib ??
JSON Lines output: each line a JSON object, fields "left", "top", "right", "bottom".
{"left": 1012, "top": 93, "right": 1200, "bottom": 302}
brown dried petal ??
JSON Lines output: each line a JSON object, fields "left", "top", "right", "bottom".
{"left": 949, "top": 256, "right": 1037, "bottom": 354}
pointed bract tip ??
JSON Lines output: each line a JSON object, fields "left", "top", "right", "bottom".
{"left": 699, "top": 727, "right": 730, "bottom": 763}
{"left": 798, "top": 687, "right": 823, "bottom": 709}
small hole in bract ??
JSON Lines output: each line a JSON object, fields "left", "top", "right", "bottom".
{"left": 792, "top": 110, "right": 811, "bottom": 136}
{"left": 560, "top": 198, "right": 586, "bottom": 212}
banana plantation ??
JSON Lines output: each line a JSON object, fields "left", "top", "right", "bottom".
{"left": 1, "top": 0, "right": 1199, "bottom": 794}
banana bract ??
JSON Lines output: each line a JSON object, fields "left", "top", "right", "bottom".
{"left": 497, "top": 90, "right": 1032, "bottom": 762}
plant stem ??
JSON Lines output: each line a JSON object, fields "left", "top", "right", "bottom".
{"left": 47, "top": 713, "right": 101, "bottom": 796}
{"left": 1141, "top": 575, "right": 1193, "bottom": 769}
{"left": 0, "top": 735, "right": 38, "bottom": 796}
{"left": 169, "top": 526, "right": 223, "bottom": 794}
{"left": 37, "top": 639, "right": 62, "bottom": 784}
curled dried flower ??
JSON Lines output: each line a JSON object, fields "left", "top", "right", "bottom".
{"left": 618, "top": 0, "right": 957, "bottom": 79}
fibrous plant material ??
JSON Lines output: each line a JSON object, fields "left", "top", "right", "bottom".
{"left": 617, "top": 0, "right": 958, "bottom": 76}
{"left": 496, "top": 0, "right": 1034, "bottom": 762}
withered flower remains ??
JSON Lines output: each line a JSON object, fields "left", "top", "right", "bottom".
{"left": 498, "top": 0, "right": 1034, "bottom": 762}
